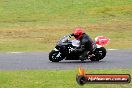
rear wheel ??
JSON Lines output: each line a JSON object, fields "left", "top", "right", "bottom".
{"left": 49, "top": 50, "right": 63, "bottom": 62}
{"left": 90, "top": 47, "right": 106, "bottom": 61}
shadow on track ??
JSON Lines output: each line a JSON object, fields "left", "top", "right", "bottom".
{"left": 49, "top": 60, "right": 106, "bottom": 64}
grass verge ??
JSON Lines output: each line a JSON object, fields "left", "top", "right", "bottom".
{"left": 0, "top": 69, "right": 132, "bottom": 88}
{"left": 0, "top": 0, "right": 132, "bottom": 51}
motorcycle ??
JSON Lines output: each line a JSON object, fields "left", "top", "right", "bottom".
{"left": 49, "top": 34, "right": 110, "bottom": 62}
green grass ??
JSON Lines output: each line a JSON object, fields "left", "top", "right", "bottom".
{"left": 0, "top": 0, "right": 132, "bottom": 51}
{"left": 0, "top": 2, "right": 131, "bottom": 88}
{"left": 0, "top": 69, "right": 132, "bottom": 88}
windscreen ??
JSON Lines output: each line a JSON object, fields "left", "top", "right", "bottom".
{"left": 57, "top": 35, "right": 71, "bottom": 45}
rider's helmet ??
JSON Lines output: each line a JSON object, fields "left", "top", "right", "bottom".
{"left": 73, "top": 27, "right": 84, "bottom": 40}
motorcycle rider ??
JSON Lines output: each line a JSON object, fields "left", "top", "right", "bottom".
{"left": 71, "top": 27, "right": 93, "bottom": 61}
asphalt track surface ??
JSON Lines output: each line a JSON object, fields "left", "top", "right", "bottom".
{"left": 0, "top": 49, "right": 132, "bottom": 70}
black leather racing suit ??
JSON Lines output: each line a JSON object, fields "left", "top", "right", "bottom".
{"left": 73, "top": 33, "right": 93, "bottom": 60}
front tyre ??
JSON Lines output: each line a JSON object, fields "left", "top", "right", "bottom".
{"left": 90, "top": 47, "right": 106, "bottom": 61}
{"left": 49, "top": 50, "right": 62, "bottom": 62}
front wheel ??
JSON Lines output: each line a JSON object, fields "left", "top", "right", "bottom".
{"left": 49, "top": 50, "right": 63, "bottom": 62}
{"left": 90, "top": 47, "right": 106, "bottom": 61}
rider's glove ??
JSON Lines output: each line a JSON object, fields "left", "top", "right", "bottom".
{"left": 70, "top": 33, "right": 74, "bottom": 36}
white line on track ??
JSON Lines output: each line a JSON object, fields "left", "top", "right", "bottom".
{"left": 108, "top": 49, "right": 118, "bottom": 51}
{"left": 6, "top": 49, "right": 118, "bottom": 54}
{"left": 8, "top": 52, "right": 24, "bottom": 54}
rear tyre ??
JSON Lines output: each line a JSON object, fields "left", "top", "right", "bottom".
{"left": 49, "top": 50, "right": 62, "bottom": 62}
{"left": 90, "top": 47, "right": 106, "bottom": 61}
